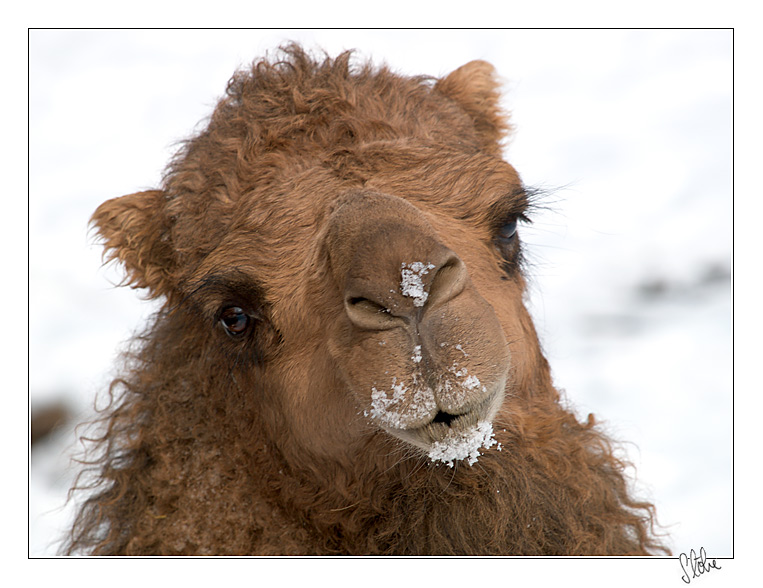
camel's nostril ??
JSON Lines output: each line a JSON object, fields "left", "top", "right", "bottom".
{"left": 344, "top": 295, "right": 401, "bottom": 330}
{"left": 425, "top": 255, "right": 469, "bottom": 309}
{"left": 432, "top": 410, "right": 458, "bottom": 426}
{"left": 348, "top": 297, "right": 389, "bottom": 314}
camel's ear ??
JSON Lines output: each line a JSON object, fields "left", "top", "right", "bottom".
{"left": 91, "top": 189, "right": 175, "bottom": 298}
{"left": 435, "top": 60, "right": 510, "bottom": 153}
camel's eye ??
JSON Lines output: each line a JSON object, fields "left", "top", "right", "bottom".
{"left": 497, "top": 220, "right": 518, "bottom": 242}
{"left": 494, "top": 217, "right": 524, "bottom": 277}
{"left": 220, "top": 306, "right": 249, "bottom": 337}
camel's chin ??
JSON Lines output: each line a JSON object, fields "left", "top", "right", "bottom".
{"left": 382, "top": 385, "right": 505, "bottom": 466}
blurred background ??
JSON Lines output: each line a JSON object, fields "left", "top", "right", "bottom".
{"left": 29, "top": 29, "right": 732, "bottom": 556}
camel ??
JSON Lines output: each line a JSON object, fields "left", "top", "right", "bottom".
{"left": 66, "top": 45, "right": 667, "bottom": 555}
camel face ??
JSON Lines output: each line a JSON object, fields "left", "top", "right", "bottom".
{"left": 176, "top": 147, "right": 531, "bottom": 466}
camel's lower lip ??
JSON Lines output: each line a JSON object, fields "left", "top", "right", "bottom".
{"left": 382, "top": 383, "right": 505, "bottom": 454}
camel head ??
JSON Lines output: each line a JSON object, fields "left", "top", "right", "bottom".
{"left": 90, "top": 47, "right": 542, "bottom": 468}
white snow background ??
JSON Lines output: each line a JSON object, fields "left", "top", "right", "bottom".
{"left": 29, "top": 30, "right": 732, "bottom": 558}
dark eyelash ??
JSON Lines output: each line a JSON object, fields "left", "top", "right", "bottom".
{"left": 486, "top": 185, "right": 536, "bottom": 230}
{"left": 181, "top": 268, "right": 266, "bottom": 323}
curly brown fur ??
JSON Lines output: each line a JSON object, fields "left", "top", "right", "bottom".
{"left": 65, "top": 44, "right": 668, "bottom": 556}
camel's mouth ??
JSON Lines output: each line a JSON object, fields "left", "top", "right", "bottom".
{"left": 381, "top": 382, "right": 505, "bottom": 467}
{"left": 432, "top": 410, "right": 459, "bottom": 426}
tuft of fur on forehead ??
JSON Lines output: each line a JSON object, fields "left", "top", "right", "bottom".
{"left": 92, "top": 45, "right": 512, "bottom": 303}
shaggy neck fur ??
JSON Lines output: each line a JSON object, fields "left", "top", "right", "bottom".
{"left": 67, "top": 311, "right": 665, "bottom": 556}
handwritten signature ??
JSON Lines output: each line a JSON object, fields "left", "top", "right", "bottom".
{"left": 679, "top": 547, "right": 721, "bottom": 584}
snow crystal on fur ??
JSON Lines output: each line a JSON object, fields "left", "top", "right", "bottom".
{"left": 368, "top": 377, "right": 436, "bottom": 428}
{"left": 401, "top": 262, "right": 435, "bottom": 307}
{"left": 428, "top": 421, "right": 497, "bottom": 467}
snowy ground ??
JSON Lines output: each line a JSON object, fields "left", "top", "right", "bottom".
{"left": 29, "top": 30, "right": 732, "bottom": 557}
